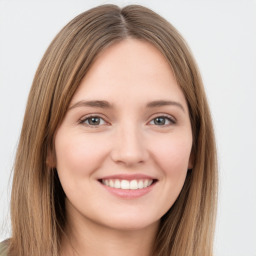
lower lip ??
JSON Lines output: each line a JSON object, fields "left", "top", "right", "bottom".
{"left": 99, "top": 182, "right": 156, "bottom": 199}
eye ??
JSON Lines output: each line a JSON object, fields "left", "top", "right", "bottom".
{"left": 80, "top": 116, "right": 107, "bottom": 127}
{"left": 149, "top": 116, "right": 175, "bottom": 126}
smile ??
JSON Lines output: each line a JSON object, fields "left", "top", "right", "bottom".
{"left": 101, "top": 179, "right": 153, "bottom": 190}
{"left": 98, "top": 175, "right": 158, "bottom": 199}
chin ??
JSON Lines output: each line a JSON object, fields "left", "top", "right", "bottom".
{"left": 97, "top": 213, "right": 160, "bottom": 232}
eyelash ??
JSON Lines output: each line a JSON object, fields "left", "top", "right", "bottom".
{"left": 148, "top": 115, "right": 176, "bottom": 126}
{"left": 79, "top": 114, "right": 176, "bottom": 127}
{"left": 79, "top": 115, "right": 108, "bottom": 127}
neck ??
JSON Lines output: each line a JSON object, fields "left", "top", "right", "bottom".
{"left": 60, "top": 205, "right": 159, "bottom": 256}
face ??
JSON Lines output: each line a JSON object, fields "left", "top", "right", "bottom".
{"left": 54, "top": 39, "right": 193, "bottom": 232}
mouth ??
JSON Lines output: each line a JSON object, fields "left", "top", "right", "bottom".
{"left": 97, "top": 174, "right": 158, "bottom": 199}
{"left": 100, "top": 178, "right": 158, "bottom": 190}
{"left": 99, "top": 178, "right": 158, "bottom": 190}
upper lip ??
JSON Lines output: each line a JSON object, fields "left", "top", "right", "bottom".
{"left": 98, "top": 174, "right": 157, "bottom": 181}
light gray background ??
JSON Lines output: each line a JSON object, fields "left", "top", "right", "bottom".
{"left": 0, "top": 0, "right": 255, "bottom": 255}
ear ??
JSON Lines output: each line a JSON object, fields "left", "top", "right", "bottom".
{"left": 46, "top": 147, "right": 56, "bottom": 168}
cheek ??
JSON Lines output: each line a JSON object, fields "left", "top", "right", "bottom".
{"left": 54, "top": 132, "right": 108, "bottom": 177}
{"left": 150, "top": 133, "right": 192, "bottom": 177}
{"left": 146, "top": 133, "right": 192, "bottom": 217}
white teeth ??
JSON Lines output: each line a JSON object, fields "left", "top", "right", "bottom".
{"left": 144, "top": 180, "right": 149, "bottom": 187}
{"left": 114, "top": 179, "right": 120, "bottom": 188}
{"left": 102, "top": 179, "right": 154, "bottom": 190}
{"left": 121, "top": 180, "right": 130, "bottom": 189}
{"left": 109, "top": 180, "right": 114, "bottom": 187}
{"left": 130, "top": 180, "right": 138, "bottom": 190}
{"left": 138, "top": 180, "right": 144, "bottom": 189}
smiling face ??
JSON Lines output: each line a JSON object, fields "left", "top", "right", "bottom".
{"left": 54, "top": 39, "right": 193, "bottom": 232}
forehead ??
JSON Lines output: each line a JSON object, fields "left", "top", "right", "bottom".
{"left": 71, "top": 39, "right": 186, "bottom": 107}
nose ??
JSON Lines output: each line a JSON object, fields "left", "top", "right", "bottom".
{"left": 110, "top": 124, "right": 149, "bottom": 167}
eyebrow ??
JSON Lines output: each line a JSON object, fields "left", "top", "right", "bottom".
{"left": 69, "top": 100, "right": 113, "bottom": 110}
{"left": 146, "top": 100, "right": 185, "bottom": 112}
{"left": 68, "top": 99, "right": 185, "bottom": 112}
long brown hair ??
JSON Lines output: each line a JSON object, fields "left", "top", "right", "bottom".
{"left": 8, "top": 4, "right": 217, "bottom": 256}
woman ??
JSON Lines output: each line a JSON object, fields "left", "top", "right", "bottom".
{"left": 0, "top": 4, "right": 218, "bottom": 256}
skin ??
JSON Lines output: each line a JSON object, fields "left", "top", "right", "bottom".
{"left": 53, "top": 39, "right": 193, "bottom": 256}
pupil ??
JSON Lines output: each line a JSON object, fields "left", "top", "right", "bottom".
{"left": 154, "top": 117, "right": 165, "bottom": 125}
{"left": 89, "top": 117, "right": 100, "bottom": 125}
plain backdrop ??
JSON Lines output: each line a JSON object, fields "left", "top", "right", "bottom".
{"left": 0, "top": 0, "right": 255, "bottom": 255}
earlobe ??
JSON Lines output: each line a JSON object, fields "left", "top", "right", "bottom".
{"left": 188, "top": 152, "right": 194, "bottom": 170}
{"left": 46, "top": 148, "right": 56, "bottom": 168}
{"left": 188, "top": 162, "right": 193, "bottom": 170}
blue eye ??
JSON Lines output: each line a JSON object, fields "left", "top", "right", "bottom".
{"left": 149, "top": 116, "right": 175, "bottom": 126}
{"left": 81, "top": 116, "right": 106, "bottom": 126}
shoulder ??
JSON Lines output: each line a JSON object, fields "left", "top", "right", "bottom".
{"left": 0, "top": 240, "right": 9, "bottom": 256}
